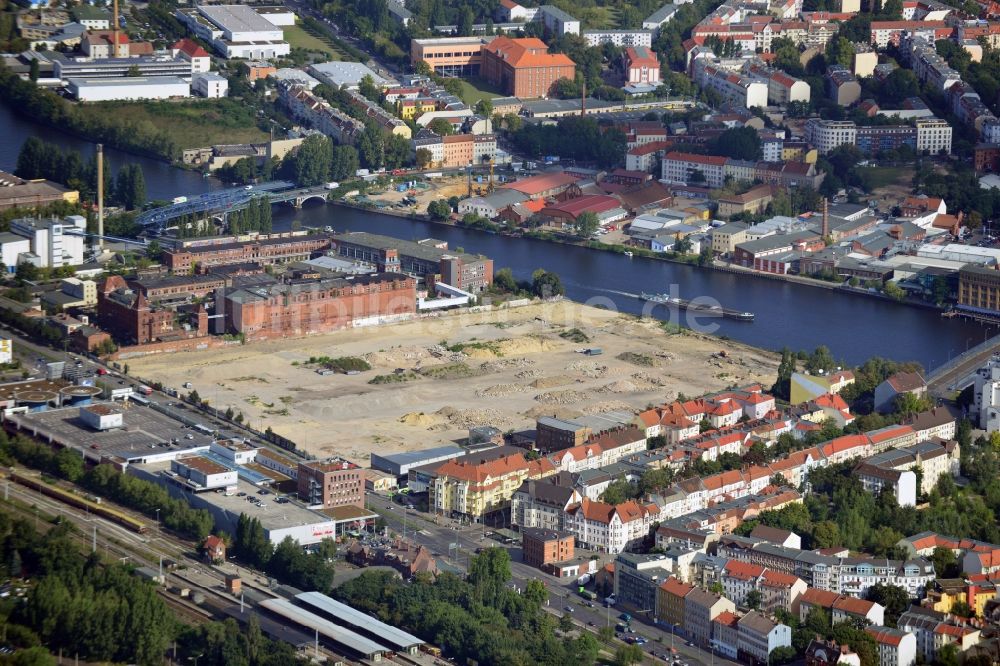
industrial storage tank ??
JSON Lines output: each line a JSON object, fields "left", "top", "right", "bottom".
{"left": 14, "top": 390, "right": 58, "bottom": 412}
{"left": 59, "top": 385, "right": 102, "bottom": 407}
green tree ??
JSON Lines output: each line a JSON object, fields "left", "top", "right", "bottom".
{"left": 415, "top": 147, "right": 433, "bottom": 169}
{"left": 474, "top": 98, "right": 493, "bottom": 118}
{"left": 292, "top": 134, "right": 333, "bottom": 187}
{"left": 769, "top": 646, "right": 797, "bottom": 666}
{"left": 826, "top": 37, "right": 856, "bottom": 69}
{"left": 428, "top": 118, "right": 455, "bottom": 136}
{"left": 772, "top": 347, "right": 796, "bottom": 400}
{"left": 427, "top": 199, "right": 451, "bottom": 220}
{"left": 531, "top": 269, "right": 565, "bottom": 298}
{"left": 883, "top": 281, "right": 906, "bottom": 301}
{"left": 358, "top": 121, "right": 385, "bottom": 170}
{"left": 467, "top": 547, "right": 511, "bottom": 607}
{"left": 867, "top": 583, "right": 910, "bottom": 627}
{"left": 931, "top": 546, "right": 959, "bottom": 578}
{"left": 28, "top": 58, "right": 39, "bottom": 83}
{"left": 746, "top": 589, "right": 763, "bottom": 610}
{"left": 709, "top": 126, "right": 762, "bottom": 160}
{"left": 575, "top": 211, "right": 600, "bottom": 238}
{"left": 330, "top": 145, "right": 360, "bottom": 181}
{"left": 358, "top": 74, "right": 380, "bottom": 102}
{"left": 600, "top": 479, "right": 636, "bottom": 504}
{"left": 615, "top": 643, "right": 644, "bottom": 666}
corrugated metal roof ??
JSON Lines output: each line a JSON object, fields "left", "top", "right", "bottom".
{"left": 259, "top": 598, "right": 388, "bottom": 657}
{"left": 296, "top": 592, "right": 423, "bottom": 649}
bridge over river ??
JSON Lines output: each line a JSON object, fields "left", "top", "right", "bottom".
{"left": 136, "top": 181, "right": 332, "bottom": 227}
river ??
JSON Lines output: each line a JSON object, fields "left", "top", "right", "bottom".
{"left": 2, "top": 102, "right": 994, "bottom": 369}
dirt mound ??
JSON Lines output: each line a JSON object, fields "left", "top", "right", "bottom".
{"left": 480, "top": 357, "right": 535, "bottom": 373}
{"left": 530, "top": 375, "right": 575, "bottom": 389}
{"left": 365, "top": 345, "right": 445, "bottom": 368}
{"left": 567, "top": 361, "right": 609, "bottom": 378}
{"left": 436, "top": 406, "right": 517, "bottom": 430}
{"left": 580, "top": 401, "right": 634, "bottom": 414}
{"left": 535, "top": 390, "right": 589, "bottom": 405}
{"left": 476, "top": 383, "right": 526, "bottom": 398}
{"left": 515, "top": 368, "right": 545, "bottom": 380}
{"left": 398, "top": 412, "right": 441, "bottom": 427}
{"left": 599, "top": 380, "right": 640, "bottom": 393}
{"left": 522, "top": 405, "right": 581, "bottom": 420}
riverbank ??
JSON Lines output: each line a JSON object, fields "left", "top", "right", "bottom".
{"left": 126, "top": 300, "right": 780, "bottom": 461}
{"left": 330, "top": 200, "right": 945, "bottom": 315}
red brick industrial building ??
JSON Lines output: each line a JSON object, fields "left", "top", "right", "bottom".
{"left": 297, "top": 458, "right": 364, "bottom": 509}
{"left": 481, "top": 37, "right": 575, "bottom": 99}
{"left": 164, "top": 235, "right": 331, "bottom": 272}
{"left": 98, "top": 275, "right": 209, "bottom": 345}
{"left": 224, "top": 272, "right": 417, "bottom": 340}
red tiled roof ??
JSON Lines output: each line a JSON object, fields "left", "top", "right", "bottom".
{"left": 724, "top": 560, "right": 765, "bottom": 580}
{"left": 659, "top": 576, "right": 695, "bottom": 597}
{"left": 832, "top": 596, "right": 877, "bottom": 616}
{"left": 483, "top": 37, "right": 576, "bottom": 69}
{"left": 501, "top": 172, "right": 580, "bottom": 196}
{"left": 802, "top": 588, "right": 840, "bottom": 607}
{"left": 664, "top": 151, "right": 729, "bottom": 167}
{"left": 173, "top": 38, "right": 209, "bottom": 58}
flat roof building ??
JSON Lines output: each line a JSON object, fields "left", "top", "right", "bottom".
{"left": 370, "top": 445, "right": 466, "bottom": 477}
{"left": 294, "top": 592, "right": 424, "bottom": 654}
{"left": 67, "top": 76, "right": 191, "bottom": 101}
{"left": 176, "top": 5, "right": 290, "bottom": 59}
{"left": 308, "top": 61, "right": 391, "bottom": 90}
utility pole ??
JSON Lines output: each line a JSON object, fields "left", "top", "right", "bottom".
{"left": 92, "top": 524, "right": 97, "bottom": 553}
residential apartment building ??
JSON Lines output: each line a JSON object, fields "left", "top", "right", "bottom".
{"left": 565, "top": 497, "right": 661, "bottom": 553}
{"left": 538, "top": 5, "right": 580, "bottom": 35}
{"left": 915, "top": 118, "right": 953, "bottom": 154}
{"left": 662, "top": 151, "right": 728, "bottom": 188}
{"left": 692, "top": 60, "right": 768, "bottom": 109}
{"left": 615, "top": 552, "right": 675, "bottom": 612}
{"left": 738, "top": 612, "right": 792, "bottom": 665}
{"left": 430, "top": 448, "right": 555, "bottom": 519}
{"left": 582, "top": 29, "right": 653, "bottom": 47}
{"left": 826, "top": 66, "right": 861, "bottom": 106}
{"left": 297, "top": 458, "right": 364, "bottom": 509}
{"left": 481, "top": 37, "right": 576, "bottom": 98}
{"left": 684, "top": 586, "right": 736, "bottom": 647}
{"left": 805, "top": 119, "right": 858, "bottom": 154}
{"left": 866, "top": 626, "right": 918, "bottom": 666}
{"left": 511, "top": 478, "right": 582, "bottom": 531}
{"left": 657, "top": 576, "right": 695, "bottom": 627}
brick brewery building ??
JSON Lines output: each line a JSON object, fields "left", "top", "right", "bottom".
{"left": 224, "top": 272, "right": 417, "bottom": 340}
{"left": 98, "top": 275, "right": 209, "bottom": 345}
{"left": 163, "top": 234, "right": 331, "bottom": 272}
{"left": 331, "top": 231, "right": 493, "bottom": 293}
{"left": 298, "top": 458, "right": 364, "bottom": 509}
{"left": 480, "top": 37, "right": 575, "bottom": 99}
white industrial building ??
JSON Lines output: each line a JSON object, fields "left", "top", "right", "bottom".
{"left": 917, "top": 243, "right": 1000, "bottom": 265}
{"left": 192, "top": 72, "right": 229, "bottom": 98}
{"left": 170, "top": 455, "right": 239, "bottom": 490}
{"left": 692, "top": 59, "right": 768, "bottom": 109}
{"left": 643, "top": 4, "right": 681, "bottom": 33}
{"left": 176, "top": 5, "right": 290, "bottom": 59}
{"left": 79, "top": 404, "right": 124, "bottom": 431}
{"left": 0, "top": 339, "right": 10, "bottom": 364}
{"left": 8, "top": 216, "right": 86, "bottom": 268}
{"left": 66, "top": 76, "right": 190, "bottom": 102}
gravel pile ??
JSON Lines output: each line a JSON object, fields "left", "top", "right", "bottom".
{"left": 480, "top": 357, "right": 535, "bottom": 373}
{"left": 476, "top": 383, "right": 527, "bottom": 398}
{"left": 599, "top": 380, "right": 639, "bottom": 394}
{"left": 437, "top": 406, "right": 517, "bottom": 430}
{"left": 567, "top": 361, "right": 608, "bottom": 378}
{"left": 535, "top": 390, "right": 589, "bottom": 405}
{"left": 515, "top": 369, "right": 545, "bottom": 380}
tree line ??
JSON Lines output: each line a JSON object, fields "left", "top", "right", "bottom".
{"left": 15, "top": 137, "right": 146, "bottom": 210}
{"left": 511, "top": 116, "right": 626, "bottom": 168}
{"left": 234, "top": 514, "right": 337, "bottom": 592}
{"left": 0, "top": 65, "right": 177, "bottom": 160}
{"left": 0, "top": 430, "right": 214, "bottom": 540}
{"left": 335, "top": 548, "right": 602, "bottom": 665}
{"left": 228, "top": 198, "right": 273, "bottom": 235}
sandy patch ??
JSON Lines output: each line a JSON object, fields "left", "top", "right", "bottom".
{"left": 128, "top": 300, "right": 779, "bottom": 462}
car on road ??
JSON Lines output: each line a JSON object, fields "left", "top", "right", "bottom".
{"left": 619, "top": 613, "right": 632, "bottom": 622}
{"left": 587, "top": 621, "right": 594, "bottom": 626}
{"left": 563, "top": 605, "right": 574, "bottom": 612}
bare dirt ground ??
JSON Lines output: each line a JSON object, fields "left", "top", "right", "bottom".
{"left": 365, "top": 174, "right": 476, "bottom": 214}
{"left": 129, "top": 301, "right": 780, "bottom": 464}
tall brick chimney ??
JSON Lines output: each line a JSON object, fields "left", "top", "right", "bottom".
{"left": 822, "top": 197, "right": 829, "bottom": 240}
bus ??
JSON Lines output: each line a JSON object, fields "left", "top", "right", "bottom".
{"left": 129, "top": 394, "right": 151, "bottom": 406}
{"left": 192, "top": 424, "right": 215, "bottom": 436}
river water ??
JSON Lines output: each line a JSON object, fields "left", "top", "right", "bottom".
{"left": 2, "top": 102, "right": 994, "bottom": 369}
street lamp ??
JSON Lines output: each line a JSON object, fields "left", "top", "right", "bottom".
{"left": 155, "top": 507, "right": 160, "bottom": 534}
